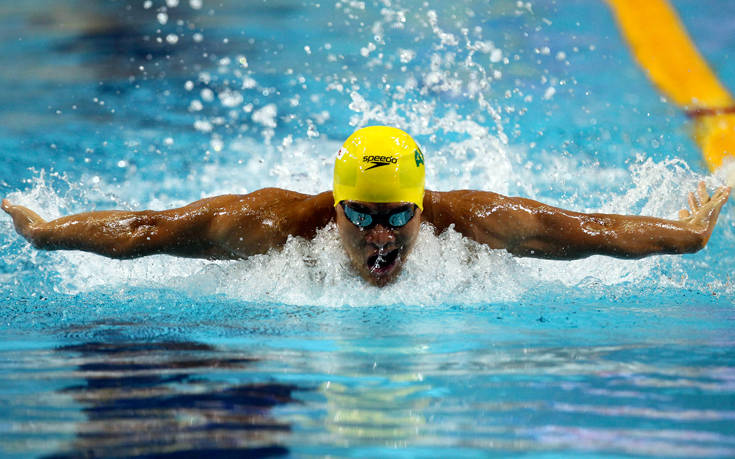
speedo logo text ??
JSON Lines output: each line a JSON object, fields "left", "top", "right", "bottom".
{"left": 363, "top": 155, "right": 397, "bottom": 170}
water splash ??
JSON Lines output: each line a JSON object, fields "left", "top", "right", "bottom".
{"left": 1, "top": 0, "right": 733, "bottom": 306}
{"left": 3, "top": 154, "right": 731, "bottom": 307}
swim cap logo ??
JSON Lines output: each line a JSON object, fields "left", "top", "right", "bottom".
{"left": 363, "top": 155, "right": 397, "bottom": 170}
{"left": 414, "top": 148, "right": 424, "bottom": 167}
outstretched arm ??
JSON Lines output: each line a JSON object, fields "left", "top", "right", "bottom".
{"left": 2, "top": 189, "right": 335, "bottom": 260}
{"left": 422, "top": 182, "right": 730, "bottom": 260}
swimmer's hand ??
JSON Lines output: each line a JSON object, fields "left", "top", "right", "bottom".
{"left": 677, "top": 181, "right": 731, "bottom": 248}
{"left": 2, "top": 199, "right": 47, "bottom": 246}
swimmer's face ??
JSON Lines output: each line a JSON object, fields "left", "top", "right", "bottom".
{"left": 336, "top": 201, "right": 422, "bottom": 287}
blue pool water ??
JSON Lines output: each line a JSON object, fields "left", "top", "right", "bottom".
{"left": 1, "top": 0, "right": 734, "bottom": 457}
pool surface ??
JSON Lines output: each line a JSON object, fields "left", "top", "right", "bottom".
{"left": 1, "top": 0, "right": 734, "bottom": 457}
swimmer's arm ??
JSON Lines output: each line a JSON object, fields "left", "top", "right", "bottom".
{"left": 1, "top": 189, "right": 335, "bottom": 260}
{"left": 423, "top": 183, "right": 730, "bottom": 259}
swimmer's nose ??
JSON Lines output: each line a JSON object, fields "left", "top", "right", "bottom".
{"left": 365, "top": 224, "right": 395, "bottom": 249}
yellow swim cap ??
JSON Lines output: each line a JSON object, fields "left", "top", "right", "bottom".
{"left": 333, "top": 126, "right": 425, "bottom": 209}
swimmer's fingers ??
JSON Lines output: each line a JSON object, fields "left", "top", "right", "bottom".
{"left": 714, "top": 185, "right": 732, "bottom": 203}
{"left": 701, "top": 186, "right": 730, "bottom": 234}
{"left": 2, "top": 198, "right": 19, "bottom": 218}
{"left": 699, "top": 185, "right": 730, "bottom": 215}
{"left": 2, "top": 200, "right": 42, "bottom": 223}
{"left": 679, "top": 183, "right": 728, "bottom": 220}
{"left": 688, "top": 191, "right": 699, "bottom": 212}
{"left": 697, "top": 181, "right": 710, "bottom": 205}
{"left": 687, "top": 181, "right": 714, "bottom": 211}
{"left": 1, "top": 199, "right": 46, "bottom": 240}
{"left": 708, "top": 186, "right": 731, "bottom": 217}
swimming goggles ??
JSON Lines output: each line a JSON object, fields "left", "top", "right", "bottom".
{"left": 340, "top": 202, "right": 417, "bottom": 229}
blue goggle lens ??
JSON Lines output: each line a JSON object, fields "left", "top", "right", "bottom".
{"left": 343, "top": 205, "right": 373, "bottom": 227}
{"left": 388, "top": 208, "right": 414, "bottom": 227}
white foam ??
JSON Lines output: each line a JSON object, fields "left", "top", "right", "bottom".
{"left": 25, "top": 222, "right": 527, "bottom": 306}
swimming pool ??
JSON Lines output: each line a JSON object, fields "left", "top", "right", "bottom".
{"left": 1, "top": 0, "right": 734, "bottom": 456}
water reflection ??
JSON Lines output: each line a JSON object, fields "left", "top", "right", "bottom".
{"left": 322, "top": 377, "right": 430, "bottom": 441}
{"left": 45, "top": 340, "right": 298, "bottom": 458}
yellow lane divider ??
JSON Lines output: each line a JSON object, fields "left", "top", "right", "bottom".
{"left": 606, "top": 0, "right": 735, "bottom": 185}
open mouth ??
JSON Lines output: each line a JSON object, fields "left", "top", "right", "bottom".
{"left": 367, "top": 248, "right": 400, "bottom": 275}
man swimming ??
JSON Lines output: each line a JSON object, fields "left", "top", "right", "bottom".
{"left": 2, "top": 126, "right": 731, "bottom": 287}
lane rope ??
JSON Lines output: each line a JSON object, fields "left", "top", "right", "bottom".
{"left": 606, "top": 0, "right": 735, "bottom": 184}
{"left": 685, "top": 106, "right": 735, "bottom": 119}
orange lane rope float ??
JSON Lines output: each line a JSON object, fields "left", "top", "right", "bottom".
{"left": 606, "top": 0, "right": 735, "bottom": 184}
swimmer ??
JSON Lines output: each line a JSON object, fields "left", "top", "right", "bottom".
{"left": 2, "top": 126, "right": 731, "bottom": 287}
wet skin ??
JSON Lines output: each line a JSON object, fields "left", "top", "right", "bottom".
{"left": 1, "top": 182, "right": 730, "bottom": 288}
{"left": 335, "top": 201, "right": 422, "bottom": 287}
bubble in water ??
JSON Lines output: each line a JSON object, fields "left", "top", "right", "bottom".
{"left": 398, "top": 49, "right": 415, "bottom": 63}
{"left": 189, "top": 100, "right": 203, "bottom": 111}
{"left": 241, "top": 77, "right": 257, "bottom": 89}
{"left": 252, "top": 104, "right": 278, "bottom": 128}
{"left": 200, "top": 88, "right": 214, "bottom": 102}
{"left": 210, "top": 136, "right": 224, "bottom": 152}
{"left": 307, "top": 123, "right": 319, "bottom": 138}
{"left": 360, "top": 42, "right": 376, "bottom": 57}
{"left": 490, "top": 49, "right": 503, "bottom": 63}
{"left": 193, "top": 119, "right": 212, "bottom": 132}
{"left": 218, "top": 89, "right": 243, "bottom": 108}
